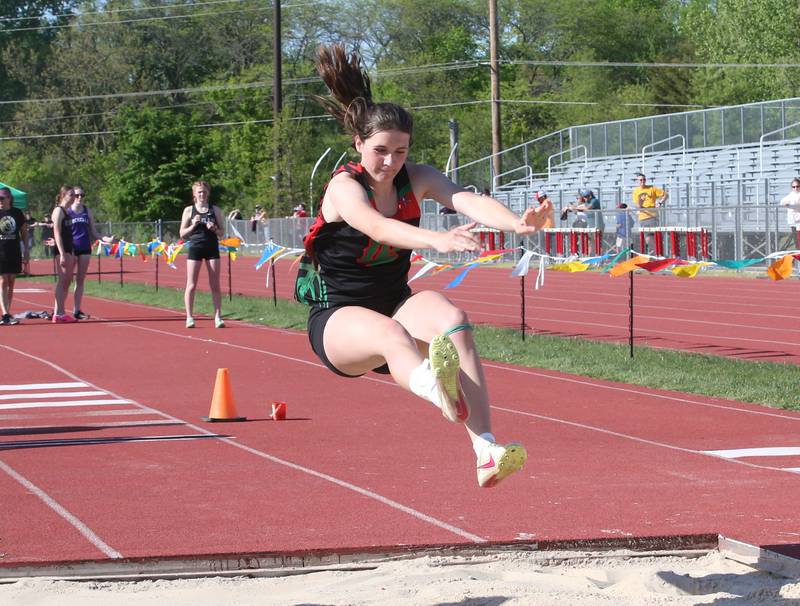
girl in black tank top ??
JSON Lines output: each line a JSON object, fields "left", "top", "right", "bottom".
{"left": 54, "top": 206, "right": 73, "bottom": 254}
{"left": 188, "top": 204, "right": 220, "bottom": 249}
{"left": 179, "top": 181, "right": 225, "bottom": 328}
{"left": 52, "top": 186, "right": 77, "bottom": 322}
{"left": 296, "top": 44, "right": 546, "bottom": 489}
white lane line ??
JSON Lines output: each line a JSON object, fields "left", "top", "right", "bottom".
{"left": 0, "top": 399, "right": 133, "bottom": 410}
{"left": 0, "top": 382, "right": 88, "bottom": 391}
{"left": 492, "top": 405, "right": 800, "bottom": 477}
{"left": 0, "top": 459, "right": 122, "bottom": 559}
{"left": 0, "top": 409, "right": 149, "bottom": 421}
{"left": 0, "top": 420, "right": 183, "bottom": 431}
{"left": 482, "top": 362, "right": 800, "bottom": 422}
{"left": 465, "top": 308, "right": 800, "bottom": 348}
{"left": 704, "top": 447, "right": 800, "bottom": 459}
{"left": 0, "top": 391, "right": 107, "bottom": 401}
{"left": 12, "top": 288, "right": 47, "bottom": 293}
{"left": 1, "top": 344, "right": 487, "bottom": 545}
{"left": 1, "top": 434, "right": 223, "bottom": 450}
{"left": 783, "top": 468, "right": 800, "bottom": 473}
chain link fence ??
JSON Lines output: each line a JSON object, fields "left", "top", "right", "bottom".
{"left": 22, "top": 205, "right": 798, "bottom": 268}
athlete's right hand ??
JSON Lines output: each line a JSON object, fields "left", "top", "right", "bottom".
{"left": 434, "top": 222, "right": 480, "bottom": 253}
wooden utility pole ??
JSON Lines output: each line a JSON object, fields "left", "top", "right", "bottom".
{"left": 488, "top": 0, "right": 502, "bottom": 184}
{"left": 273, "top": 0, "right": 283, "bottom": 212}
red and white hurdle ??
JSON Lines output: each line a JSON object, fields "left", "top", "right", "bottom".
{"left": 543, "top": 227, "right": 603, "bottom": 256}
{"left": 639, "top": 226, "right": 709, "bottom": 259}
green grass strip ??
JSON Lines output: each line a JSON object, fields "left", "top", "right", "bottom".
{"left": 74, "top": 279, "right": 800, "bottom": 411}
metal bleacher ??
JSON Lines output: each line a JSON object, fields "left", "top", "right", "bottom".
{"left": 451, "top": 97, "right": 800, "bottom": 213}
{"left": 444, "top": 98, "right": 800, "bottom": 261}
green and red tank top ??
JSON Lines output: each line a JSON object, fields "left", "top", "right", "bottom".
{"left": 295, "top": 161, "right": 420, "bottom": 310}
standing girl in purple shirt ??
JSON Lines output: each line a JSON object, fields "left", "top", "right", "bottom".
{"left": 68, "top": 186, "right": 107, "bottom": 319}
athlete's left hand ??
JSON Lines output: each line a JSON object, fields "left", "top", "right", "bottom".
{"left": 514, "top": 207, "right": 548, "bottom": 235}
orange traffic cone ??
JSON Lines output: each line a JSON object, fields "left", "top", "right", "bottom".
{"left": 202, "top": 368, "right": 246, "bottom": 422}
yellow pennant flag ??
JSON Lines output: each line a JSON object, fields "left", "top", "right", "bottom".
{"left": 767, "top": 254, "right": 794, "bottom": 281}
{"left": 549, "top": 261, "right": 589, "bottom": 272}
{"left": 608, "top": 255, "right": 649, "bottom": 277}
{"left": 167, "top": 243, "right": 184, "bottom": 264}
{"left": 672, "top": 263, "right": 704, "bottom": 278}
{"left": 229, "top": 251, "right": 237, "bottom": 261}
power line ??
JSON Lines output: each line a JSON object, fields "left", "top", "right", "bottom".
{"left": 0, "top": 1, "right": 319, "bottom": 34}
{"left": 0, "top": 129, "right": 119, "bottom": 141}
{"left": 0, "top": 98, "right": 724, "bottom": 140}
{"left": 0, "top": 0, "right": 252, "bottom": 23}
{"left": 0, "top": 95, "right": 713, "bottom": 129}
{"left": 1, "top": 6, "right": 270, "bottom": 33}
{"left": 0, "top": 62, "right": 481, "bottom": 106}
{"left": 0, "top": 80, "right": 275, "bottom": 106}
{"left": 501, "top": 99, "right": 708, "bottom": 110}
{"left": 4, "top": 54, "right": 795, "bottom": 109}
{"left": 502, "top": 59, "right": 800, "bottom": 69}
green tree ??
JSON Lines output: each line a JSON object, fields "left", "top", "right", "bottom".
{"left": 102, "top": 108, "right": 217, "bottom": 221}
{"left": 680, "top": 0, "right": 800, "bottom": 105}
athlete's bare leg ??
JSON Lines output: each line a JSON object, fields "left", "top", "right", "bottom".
{"left": 184, "top": 259, "right": 203, "bottom": 319}
{"left": 392, "top": 290, "right": 490, "bottom": 439}
{"left": 322, "top": 306, "right": 424, "bottom": 385}
{"left": 205, "top": 258, "right": 222, "bottom": 320}
{"left": 54, "top": 253, "right": 75, "bottom": 316}
{"left": 73, "top": 254, "right": 92, "bottom": 314}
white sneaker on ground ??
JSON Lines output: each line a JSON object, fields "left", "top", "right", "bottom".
{"left": 186, "top": 317, "right": 195, "bottom": 328}
{"left": 476, "top": 442, "right": 527, "bottom": 488}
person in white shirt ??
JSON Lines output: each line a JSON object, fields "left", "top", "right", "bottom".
{"left": 779, "top": 178, "right": 800, "bottom": 250}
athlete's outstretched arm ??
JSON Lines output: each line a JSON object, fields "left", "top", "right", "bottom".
{"left": 410, "top": 163, "right": 545, "bottom": 235}
{"left": 325, "top": 172, "right": 480, "bottom": 254}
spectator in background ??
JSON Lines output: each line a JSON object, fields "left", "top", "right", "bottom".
{"left": 779, "top": 178, "right": 800, "bottom": 250}
{"left": 573, "top": 189, "right": 604, "bottom": 232}
{"left": 250, "top": 204, "right": 270, "bottom": 242}
{"left": 613, "top": 202, "right": 634, "bottom": 253}
{"left": 68, "top": 186, "right": 111, "bottom": 320}
{"left": 39, "top": 213, "right": 55, "bottom": 257}
{"left": 52, "top": 186, "right": 77, "bottom": 323}
{"left": 567, "top": 192, "right": 588, "bottom": 228}
{"left": 22, "top": 210, "right": 35, "bottom": 275}
{"left": 532, "top": 191, "right": 554, "bottom": 229}
{"left": 292, "top": 203, "right": 308, "bottom": 218}
{"left": 632, "top": 173, "right": 667, "bottom": 254}
{"left": 0, "top": 187, "right": 28, "bottom": 324}
{"left": 179, "top": 180, "right": 225, "bottom": 329}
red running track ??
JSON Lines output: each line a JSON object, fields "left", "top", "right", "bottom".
{"left": 1, "top": 284, "right": 799, "bottom": 570}
{"left": 28, "top": 254, "right": 800, "bottom": 365}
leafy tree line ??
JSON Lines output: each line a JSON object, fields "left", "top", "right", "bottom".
{"left": 0, "top": 0, "right": 799, "bottom": 222}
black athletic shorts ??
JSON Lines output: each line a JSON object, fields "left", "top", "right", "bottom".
{"left": 0, "top": 255, "right": 21, "bottom": 275}
{"left": 307, "top": 294, "right": 412, "bottom": 378}
{"left": 74, "top": 247, "right": 92, "bottom": 256}
{"left": 187, "top": 243, "right": 220, "bottom": 261}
